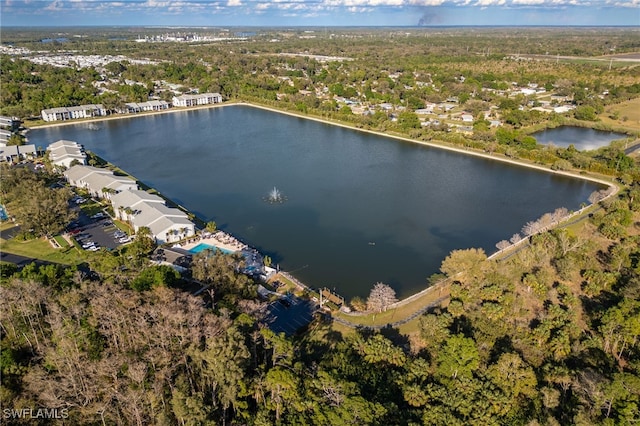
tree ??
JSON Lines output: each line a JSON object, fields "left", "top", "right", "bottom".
{"left": 6, "top": 133, "right": 24, "bottom": 146}
{"left": 496, "top": 240, "right": 510, "bottom": 250}
{"left": 205, "top": 221, "right": 217, "bottom": 233}
{"left": 264, "top": 367, "right": 300, "bottom": 422}
{"left": 191, "top": 249, "right": 251, "bottom": 298}
{"left": 440, "top": 248, "right": 487, "bottom": 283}
{"left": 396, "top": 111, "right": 421, "bottom": 130}
{"left": 366, "top": 282, "right": 398, "bottom": 312}
{"left": 487, "top": 353, "right": 537, "bottom": 398}
{"left": 360, "top": 333, "right": 406, "bottom": 367}
{"left": 435, "top": 334, "right": 480, "bottom": 381}
{"left": 5, "top": 179, "right": 76, "bottom": 237}
{"left": 130, "top": 264, "right": 179, "bottom": 291}
{"left": 125, "top": 226, "right": 156, "bottom": 268}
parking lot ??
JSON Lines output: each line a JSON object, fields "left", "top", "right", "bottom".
{"left": 67, "top": 202, "right": 131, "bottom": 252}
{"left": 264, "top": 297, "right": 317, "bottom": 336}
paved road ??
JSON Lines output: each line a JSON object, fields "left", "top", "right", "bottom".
{"left": 624, "top": 141, "right": 640, "bottom": 155}
{"left": 0, "top": 225, "right": 21, "bottom": 240}
{"left": 0, "top": 251, "right": 53, "bottom": 268}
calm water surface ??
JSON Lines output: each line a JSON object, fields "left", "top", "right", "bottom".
{"left": 29, "top": 106, "right": 603, "bottom": 299}
{"left": 533, "top": 126, "right": 626, "bottom": 150}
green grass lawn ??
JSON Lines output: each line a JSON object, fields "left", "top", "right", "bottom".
{"left": 53, "top": 235, "right": 70, "bottom": 248}
{"left": 0, "top": 236, "right": 85, "bottom": 265}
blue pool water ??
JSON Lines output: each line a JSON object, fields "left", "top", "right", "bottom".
{"left": 189, "top": 242, "right": 234, "bottom": 255}
{"left": 0, "top": 205, "right": 8, "bottom": 221}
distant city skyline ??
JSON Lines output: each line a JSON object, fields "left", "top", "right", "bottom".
{"left": 1, "top": 0, "right": 638, "bottom": 28}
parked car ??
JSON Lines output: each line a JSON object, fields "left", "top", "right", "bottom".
{"left": 91, "top": 212, "right": 105, "bottom": 219}
{"left": 118, "top": 237, "right": 131, "bottom": 244}
{"left": 82, "top": 241, "right": 95, "bottom": 249}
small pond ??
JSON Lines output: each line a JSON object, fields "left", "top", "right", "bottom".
{"left": 533, "top": 126, "right": 627, "bottom": 150}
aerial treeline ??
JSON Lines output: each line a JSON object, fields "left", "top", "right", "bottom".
{"left": 2, "top": 29, "right": 640, "bottom": 180}
{"left": 2, "top": 182, "right": 639, "bottom": 425}
{"left": 2, "top": 28, "right": 640, "bottom": 123}
{"left": 0, "top": 164, "right": 76, "bottom": 238}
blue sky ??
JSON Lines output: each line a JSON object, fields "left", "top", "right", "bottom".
{"left": 1, "top": 0, "right": 638, "bottom": 27}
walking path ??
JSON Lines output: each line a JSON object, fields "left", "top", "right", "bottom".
{"left": 331, "top": 295, "right": 450, "bottom": 330}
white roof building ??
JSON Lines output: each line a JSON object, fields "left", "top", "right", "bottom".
{"left": 41, "top": 104, "right": 107, "bottom": 122}
{"left": 63, "top": 164, "right": 137, "bottom": 200}
{"left": 0, "top": 116, "right": 20, "bottom": 129}
{"left": 111, "top": 189, "right": 165, "bottom": 221}
{"left": 0, "top": 144, "right": 37, "bottom": 162}
{"left": 130, "top": 200, "right": 195, "bottom": 244}
{"left": 0, "top": 129, "right": 12, "bottom": 144}
{"left": 172, "top": 93, "right": 222, "bottom": 107}
{"left": 110, "top": 189, "right": 196, "bottom": 244}
{"left": 47, "top": 140, "right": 87, "bottom": 169}
{"left": 119, "top": 100, "right": 170, "bottom": 114}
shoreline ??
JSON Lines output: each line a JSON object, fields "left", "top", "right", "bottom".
{"left": 27, "top": 100, "right": 620, "bottom": 307}
{"left": 25, "top": 101, "right": 232, "bottom": 130}
{"left": 27, "top": 100, "right": 619, "bottom": 194}
{"left": 244, "top": 102, "right": 619, "bottom": 195}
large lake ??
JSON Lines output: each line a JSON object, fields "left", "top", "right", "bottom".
{"left": 533, "top": 126, "right": 627, "bottom": 150}
{"left": 28, "top": 106, "right": 603, "bottom": 299}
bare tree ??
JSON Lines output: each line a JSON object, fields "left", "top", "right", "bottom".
{"left": 522, "top": 220, "right": 541, "bottom": 237}
{"left": 366, "top": 282, "right": 398, "bottom": 313}
{"left": 551, "top": 207, "right": 569, "bottom": 223}
{"left": 510, "top": 233, "right": 522, "bottom": 244}
{"left": 496, "top": 240, "right": 511, "bottom": 250}
{"left": 589, "top": 189, "right": 610, "bottom": 204}
{"left": 538, "top": 213, "right": 554, "bottom": 229}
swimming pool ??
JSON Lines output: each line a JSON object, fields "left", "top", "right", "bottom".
{"left": 188, "top": 242, "right": 234, "bottom": 255}
{"left": 0, "top": 205, "right": 7, "bottom": 221}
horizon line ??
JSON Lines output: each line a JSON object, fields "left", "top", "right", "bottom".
{"left": 2, "top": 24, "right": 639, "bottom": 29}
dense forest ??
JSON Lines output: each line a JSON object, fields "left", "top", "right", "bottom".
{"left": 1, "top": 27, "right": 640, "bottom": 424}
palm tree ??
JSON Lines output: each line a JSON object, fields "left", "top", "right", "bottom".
{"left": 124, "top": 207, "right": 134, "bottom": 224}
{"left": 205, "top": 221, "right": 217, "bottom": 233}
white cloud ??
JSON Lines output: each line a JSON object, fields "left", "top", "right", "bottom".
{"left": 44, "top": 0, "right": 65, "bottom": 11}
{"left": 2, "top": 0, "right": 636, "bottom": 25}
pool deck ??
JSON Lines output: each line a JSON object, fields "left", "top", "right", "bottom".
{"left": 179, "top": 230, "right": 248, "bottom": 253}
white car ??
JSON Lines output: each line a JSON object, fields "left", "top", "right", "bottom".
{"left": 82, "top": 241, "right": 95, "bottom": 249}
{"left": 118, "top": 237, "right": 131, "bottom": 244}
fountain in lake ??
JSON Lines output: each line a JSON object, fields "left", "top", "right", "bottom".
{"left": 265, "top": 187, "right": 286, "bottom": 204}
